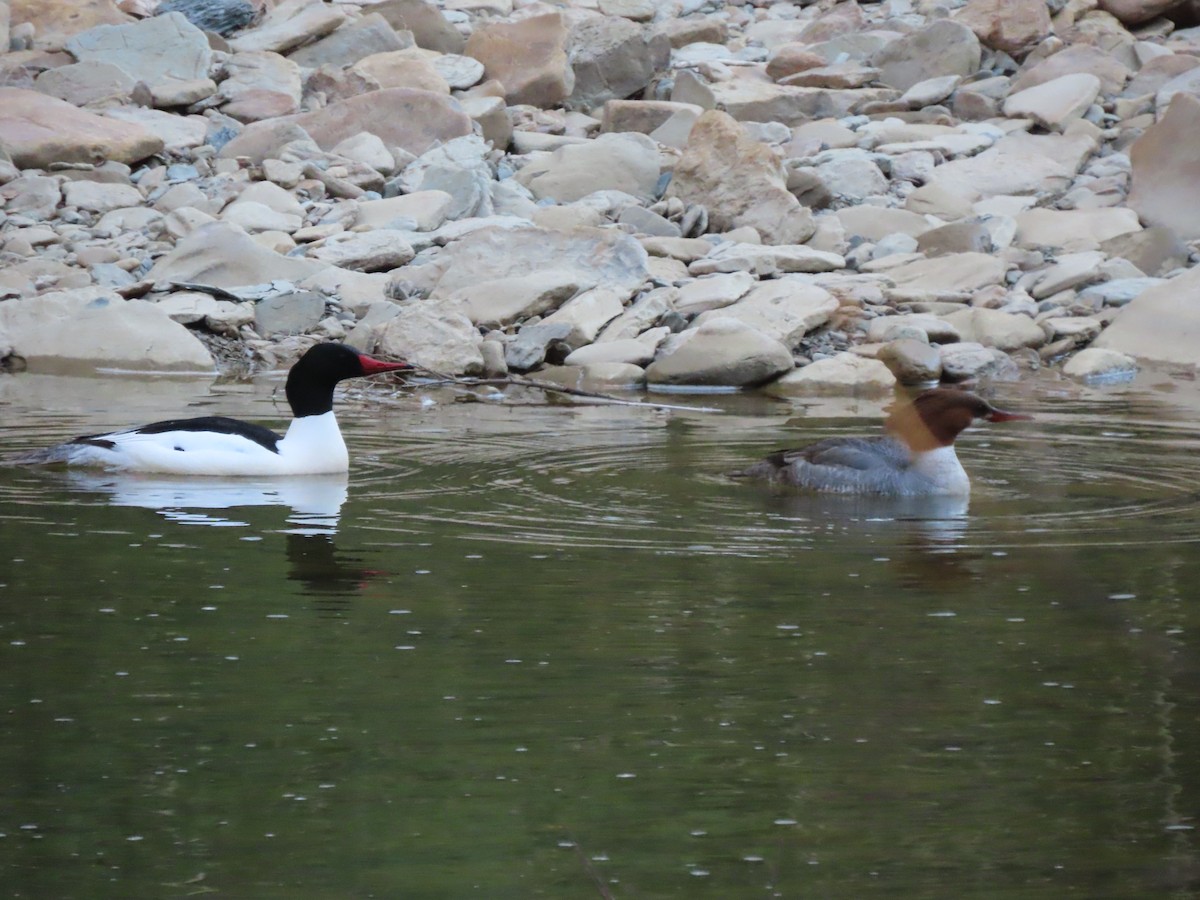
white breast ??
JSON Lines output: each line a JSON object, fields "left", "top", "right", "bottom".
{"left": 908, "top": 445, "right": 970, "bottom": 495}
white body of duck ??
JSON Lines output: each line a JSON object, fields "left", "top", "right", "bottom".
{"left": 21, "top": 343, "right": 411, "bottom": 476}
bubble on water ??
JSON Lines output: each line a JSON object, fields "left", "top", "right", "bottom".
{"left": 616, "top": 773, "right": 636, "bottom": 779}
{"left": 928, "top": 611, "right": 956, "bottom": 617}
{"left": 388, "top": 609, "right": 411, "bottom": 615}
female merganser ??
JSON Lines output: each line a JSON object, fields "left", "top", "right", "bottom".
{"left": 19, "top": 343, "right": 411, "bottom": 476}
{"left": 737, "top": 388, "right": 1031, "bottom": 496}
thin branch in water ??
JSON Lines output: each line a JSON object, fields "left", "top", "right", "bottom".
{"left": 568, "top": 835, "right": 615, "bottom": 900}
{"left": 399, "top": 365, "right": 723, "bottom": 414}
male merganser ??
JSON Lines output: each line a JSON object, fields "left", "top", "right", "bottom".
{"left": 737, "top": 388, "right": 1031, "bottom": 496}
{"left": 19, "top": 343, "right": 411, "bottom": 476}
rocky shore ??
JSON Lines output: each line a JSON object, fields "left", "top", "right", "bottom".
{"left": 3, "top": 0, "right": 1200, "bottom": 395}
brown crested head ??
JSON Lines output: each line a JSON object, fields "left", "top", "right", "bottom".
{"left": 886, "top": 389, "right": 1031, "bottom": 451}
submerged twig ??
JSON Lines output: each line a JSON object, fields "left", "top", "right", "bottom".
{"left": 401, "top": 365, "right": 723, "bottom": 414}
{"left": 568, "top": 835, "right": 615, "bottom": 900}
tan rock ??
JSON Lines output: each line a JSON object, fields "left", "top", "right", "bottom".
{"left": 541, "top": 287, "right": 627, "bottom": 347}
{"left": 229, "top": 0, "right": 346, "bottom": 54}
{"left": 64, "top": 11, "right": 211, "bottom": 84}
{"left": 942, "top": 307, "right": 1046, "bottom": 350}
{"left": 375, "top": 302, "right": 484, "bottom": 375}
{"left": 0, "top": 289, "right": 213, "bottom": 374}
{"left": 219, "top": 88, "right": 472, "bottom": 161}
{"left": 7, "top": 0, "right": 131, "bottom": 48}
{"left": 693, "top": 279, "right": 838, "bottom": 344}
{"left": 0, "top": 86, "right": 162, "bottom": 168}
{"left": 1015, "top": 208, "right": 1141, "bottom": 251}
{"left": 33, "top": 60, "right": 136, "bottom": 108}
{"left": 288, "top": 13, "right": 410, "bottom": 70}
{"left": 148, "top": 222, "right": 327, "bottom": 288}
{"left": 878, "top": 338, "right": 942, "bottom": 384}
{"left": 1010, "top": 44, "right": 1132, "bottom": 95}
{"left": 954, "top": 0, "right": 1053, "bottom": 56}
{"left": 515, "top": 132, "right": 661, "bottom": 203}
{"left": 1003, "top": 73, "right": 1102, "bottom": 131}
{"left": 927, "top": 130, "right": 1096, "bottom": 197}
{"left": 372, "top": 0, "right": 465, "bottom": 54}
{"left": 450, "top": 270, "right": 588, "bottom": 327}
{"left": 887, "top": 252, "right": 1010, "bottom": 295}
{"left": 1092, "top": 264, "right": 1200, "bottom": 364}
{"left": 646, "top": 317, "right": 795, "bottom": 387}
{"left": 1097, "top": 0, "right": 1183, "bottom": 26}
{"left": 764, "top": 352, "right": 896, "bottom": 395}
{"left": 353, "top": 50, "right": 450, "bottom": 94}
{"left": 1061, "top": 346, "right": 1137, "bottom": 379}
{"left": 872, "top": 20, "right": 982, "bottom": 91}
{"left": 1129, "top": 93, "right": 1200, "bottom": 239}
{"left": 667, "top": 110, "right": 816, "bottom": 245}
{"left": 567, "top": 13, "right": 670, "bottom": 111}
{"left": 464, "top": 12, "right": 573, "bottom": 108}
{"left": 766, "top": 43, "right": 828, "bottom": 81}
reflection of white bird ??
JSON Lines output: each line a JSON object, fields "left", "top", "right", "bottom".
{"left": 66, "top": 472, "right": 349, "bottom": 535}
{"left": 19, "top": 344, "right": 410, "bottom": 476}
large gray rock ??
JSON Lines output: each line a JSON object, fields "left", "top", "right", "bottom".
{"left": 1002, "top": 74, "right": 1102, "bottom": 132}
{"left": 307, "top": 231, "right": 416, "bottom": 272}
{"left": 449, "top": 270, "right": 588, "bottom": 327}
{"left": 219, "top": 51, "right": 303, "bottom": 122}
{"left": 871, "top": 20, "right": 981, "bottom": 91}
{"left": 693, "top": 279, "right": 838, "bottom": 345}
{"left": 646, "top": 317, "right": 794, "bottom": 387}
{"left": 666, "top": 110, "right": 815, "bottom": 245}
{"left": 941, "top": 307, "right": 1046, "bottom": 351}
{"left": 229, "top": 0, "right": 346, "bottom": 54}
{"left": 287, "top": 13, "right": 410, "bottom": 69}
{"left": 567, "top": 13, "right": 670, "bottom": 111}
{"left": 927, "top": 130, "right": 1096, "bottom": 198}
{"left": 33, "top": 61, "right": 137, "bottom": 109}
{"left": 147, "top": 222, "right": 328, "bottom": 288}
{"left": 375, "top": 302, "right": 484, "bottom": 375}
{"left": 0, "top": 290, "right": 214, "bottom": 374}
{"left": 516, "top": 132, "right": 661, "bottom": 203}
{"left": 1093, "top": 265, "right": 1200, "bottom": 364}
{"left": 427, "top": 226, "right": 649, "bottom": 302}
{"left": 66, "top": 12, "right": 212, "bottom": 85}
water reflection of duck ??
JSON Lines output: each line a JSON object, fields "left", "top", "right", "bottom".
{"left": 64, "top": 471, "right": 349, "bottom": 534}
{"left": 17, "top": 344, "right": 410, "bottom": 476}
{"left": 736, "top": 389, "right": 1031, "bottom": 496}
{"left": 286, "top": 533, "right": 386, "bottom": 602}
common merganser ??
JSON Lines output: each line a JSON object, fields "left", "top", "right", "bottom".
{"left": 737, "top": 388, "right": 1031, "bottom": 496}
{"left": 19, "top": 343, "right": 411, "bottom": 476}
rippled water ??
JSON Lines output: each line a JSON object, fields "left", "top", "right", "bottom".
{"left": 2, "top": 368, "right": 1199, "bottom": 898}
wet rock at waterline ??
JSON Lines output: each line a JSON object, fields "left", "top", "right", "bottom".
{"left": 1, "top": 0, "right": 1199, "bottom": 386}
